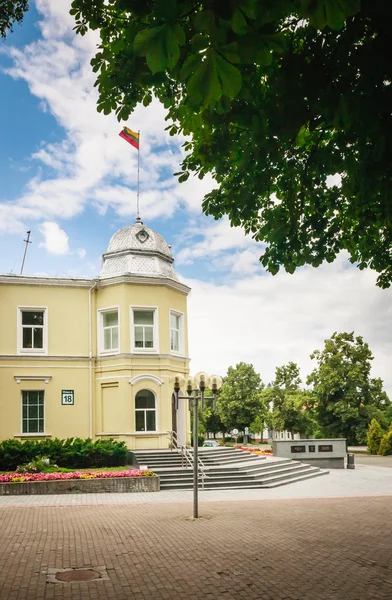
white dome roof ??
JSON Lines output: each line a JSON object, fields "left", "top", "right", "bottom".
{"left": 107, "top": 222, "right": 173, "bottom": 258}
{"left": 100, "top": 221, "right": 179, "bottom": 281}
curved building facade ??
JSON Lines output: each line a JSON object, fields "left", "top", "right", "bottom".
{"left": 0, "top": 221, "right": 191, "bottom": 449}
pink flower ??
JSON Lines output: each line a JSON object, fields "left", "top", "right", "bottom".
{"left": 0, "top": 468, "right": 155, "bottom": 483}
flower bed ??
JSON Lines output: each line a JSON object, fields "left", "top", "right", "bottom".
{"left": 237, "top": 446, "right": 273, "bottom": 456}
{"left": 0, "top": 469, "right": 159, "bottom": 495}
{"left": 0, "top": 469, "right": 154, "bottom": 483}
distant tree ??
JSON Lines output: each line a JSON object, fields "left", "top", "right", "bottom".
{"left": 199, "top": 397, "right": 230, "bottom": 440}
{"left": 307, "top": 332, "right": 390, "bottom": 444}
{"left": 217, "top": 362, "right": 266, "bottom": 432}
{"left": 378, "top": 428, "right": 392, "bottom": 456}
{"left": 264, "top": 362, "right": 315, "bottom": 437}
{"left": 1, "top": 1, "right": 29, "bottom": 39}
{"left": 249, "top": 415, "right": 265, "bottom": 440}
{"left": 367, "top": 419, "right": 384, "bottom": 455}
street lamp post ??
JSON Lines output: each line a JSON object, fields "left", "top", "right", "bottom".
{"left": 171, "top": 372, "right": 222, "bottom": 519}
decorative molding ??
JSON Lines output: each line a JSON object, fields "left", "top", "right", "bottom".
{"left": 96, "top": 353, "right": 190, "bottom": 363}
{"left": 97, "top": 274, "right": 190, "bottom": 295}
{"left": 14, "top": 375, "right": 52, "bottom": 384}
{"left": 0, "top": 355, "right": 90, "bottom": 362}
{"left": 0, "top": 275, "right": 95, "bottom": 288}
{"left": 0, "top": 273, "right": 190, "bottom": 294}
{"left": 129, "top": 374, "right": 164, "bottom": 386}
{"left": 96, "top": 432, "right": 168, "bottom": 436}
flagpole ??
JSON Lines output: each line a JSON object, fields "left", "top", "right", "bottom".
{"left": 136, "top": 130, "right": 140, "bottom": 222}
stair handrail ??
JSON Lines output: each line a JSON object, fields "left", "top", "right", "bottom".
{"left": 168, "top": 431, "right": 207, "bottom": 489}
{"left": 168, "top": 430, "right": 193, "bottom": 470}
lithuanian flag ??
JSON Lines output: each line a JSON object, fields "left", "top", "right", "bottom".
{"left": 119, "top": 127, "right": 139, "bottom": 150}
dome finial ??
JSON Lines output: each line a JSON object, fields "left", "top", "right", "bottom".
{"left": 135, "top": 216, "right": 143, "bottom": 225}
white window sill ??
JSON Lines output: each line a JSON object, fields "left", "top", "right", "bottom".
{"left": 99, "top": 350, "right": 120, "bottom": 356}
{"left": 96, "top": 432, "right": 165, "bottom": 436}
{"left": 14, "top": 433, "right": 52, "bottom": 438}
{"left": 18, "top": 351, "right": 48, "bottom": 356}
{"left": 131, "top": 349, "right": 159, "bottom": 354}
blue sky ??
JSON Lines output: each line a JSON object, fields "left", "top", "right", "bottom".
{"left": 1, "top": 1, "right": 391, "bottom": 394}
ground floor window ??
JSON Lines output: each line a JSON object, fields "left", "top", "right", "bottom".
{"left": 22, "top": 390, "right": 44, "bottom": 433}
{"left": 135, "top": 389, "right": 156, "bottom": 431}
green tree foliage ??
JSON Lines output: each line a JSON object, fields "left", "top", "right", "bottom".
{"left": 1, "top": 1, "right": 29, "bottom": 39}
{"left": 71, "top": 0, "right": 392, "bottom": 287}
{"left": 0, "top": 437, "right": 128, "bottom": 471}
{"left": 264, "top": 362, "right": 315, "bottom": 436}
{"left": 366, "top": 418, "right": 384, "bottom": 455}
{"left": 199, "top": 396, "right": 230, "bottom": 439}
{"left": 378, "top": 428, "right": 392, "bottom": 456}
{"left": 217, "top": 362, "right": 265, "bottom": 432}
{"left": 307, "top": 332, "right": 390, "bottom": 445}
{"left": 249, "top": 415, "right": 265, "bottom": 439}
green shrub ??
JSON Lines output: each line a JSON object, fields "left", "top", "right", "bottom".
{"left": 0, "top": 438, "right": 128, "bottom": 471}
{"left": 16, "top": 456, "right": 50, "bottom": 474}
{"left": 190, "top": 435, "right": 205, "bottom": 447}
{"left": 367, "top": 419, "right": 385, "bottom": 455}
{"left": 378, "top": 429, "right": 392, "bottom": 456}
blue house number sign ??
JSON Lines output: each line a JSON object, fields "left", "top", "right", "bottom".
{"left": 61, "top": 390, "right": 74, "bottom": 405}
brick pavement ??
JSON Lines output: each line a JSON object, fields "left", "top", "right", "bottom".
{"left": 0, "top": 496, "right": 391, "bottom": 600}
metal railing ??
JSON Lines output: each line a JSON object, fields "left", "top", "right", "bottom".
{"left": 168, "top": 431, "right": 207, "bottom": 489}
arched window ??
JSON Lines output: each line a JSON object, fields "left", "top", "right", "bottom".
{"left": 135, "top": 390, "right": 156, "bottom": 431}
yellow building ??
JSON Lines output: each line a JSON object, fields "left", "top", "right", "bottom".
{"left": 0, "top": 221, "right": 191, "bottom": 449}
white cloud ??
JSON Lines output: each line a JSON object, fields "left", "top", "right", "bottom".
{"left": 39, "top": 221, "right": 69, "bottom": 254}
{"left": 185, "top": 253, "right": 392, "bottom": 396}
{"left": 0, "top": 1, "right": 215, "bottom": 234}
{"left": 77, "top": 248, "right": 86, "bottom": 259}
{"left": 176, "top": 217, "right": 258, "bottom": 265}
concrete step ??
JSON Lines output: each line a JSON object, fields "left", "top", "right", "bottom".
{"left": 159, "top": 464, "right": 326, "bottom": 489}
{"left": 160, "top": 468, "right": 328, "bottom": 490}
{"left": 155, "top": 461, "right": 297, "bottom": 480}
{"left": 133, "top": 448, "right": 329, "bottom": 492}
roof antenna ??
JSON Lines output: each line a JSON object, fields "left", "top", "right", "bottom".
{"left": 20, "top": 231, "right": 32, "bottom": 275}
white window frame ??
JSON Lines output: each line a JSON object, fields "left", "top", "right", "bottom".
{"left": 134, "top": 389, "right": 157, "bottom": 432}
{"left": 130, "top": 306, "right": 159, "bottom": 353}
{"left": 17, "top": 306, "right": 48, "bottom": 355}
{"left": 98, "top": 307, "right": 120, "bottom": 355}
{"left": 169, "top": 309, "right": 184, "bottom": 356}
{"left": 21, "top": 390, "right": 45, "bottom": 434}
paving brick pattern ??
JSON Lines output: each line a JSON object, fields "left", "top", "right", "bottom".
{"left": 0, "top": 496, "right": 391, "bottom": 599}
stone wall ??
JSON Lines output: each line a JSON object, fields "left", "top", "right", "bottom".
{"left": 0, "top": 476, "right": 159, "bottom": 495}
{"left": 272, "top": 438, "right": 347, "bottom": 469}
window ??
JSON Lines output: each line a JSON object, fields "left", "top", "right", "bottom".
{"left": 170, "top": 311, "right": 183, "bottom": 354}
{"left": 22, "top": 391, "right": 44, "bottom": 433}
{"left": 18, "top": 308, "right": 47, "bottom": 353}
{"left": 99, "top": 309, "right": 119, "bottom": 353}
{"left": 131, "top": 308, "right": 157, "bottom": 351}
{"left": 135, "top": 390, "right": 156, "bottom": 431}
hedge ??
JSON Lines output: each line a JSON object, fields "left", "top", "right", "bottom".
{"left": 0, "top": 438, "right": 128, "bottom": 471}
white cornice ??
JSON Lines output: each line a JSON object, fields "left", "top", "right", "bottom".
{"left": 0, "top": 355, "right": 90, "bottom": 362}
{"left": 0, "top": 274, "right": 190, "bottom": 294}
{"left": 96, "top": 353, "right": 190, "bottom": 363}
{"left": 129, "top": 374, "right": 164, "bottom": 386}
{"left": 97, "top": 275, "right": 190, "bottom": 294}
{"left": 0, "top": 275, "right": 94, "bottom": 287}
{"left": 14, "top": 375, "right": 52, "bottom": 383}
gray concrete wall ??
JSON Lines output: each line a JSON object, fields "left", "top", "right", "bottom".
{"left": 272, "top": 439, "right": 347, "bottom": 469}
{"left": 0, "top": 476, "right": 159, "bottom": 495}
